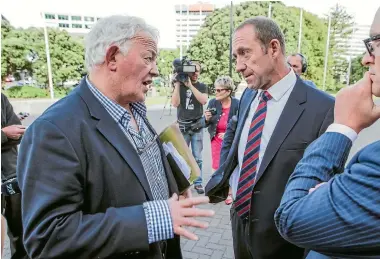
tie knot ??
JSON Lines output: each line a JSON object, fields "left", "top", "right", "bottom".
{"left": 261, "top": 91, "right": 272, "bottom": 102}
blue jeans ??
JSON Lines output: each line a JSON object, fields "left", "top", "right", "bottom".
{"left": 182, "top": 130, "right": 203, "bottom": 185}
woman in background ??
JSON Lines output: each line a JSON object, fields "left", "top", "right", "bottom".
{"left": 204, "top": 76, "right": 239, "bottom": 205}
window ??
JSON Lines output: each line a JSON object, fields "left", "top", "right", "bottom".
{"left": 72, "top": 24, "right": 83, "bottom": 28}
{"left": 97, "top": 18, "right": 101, "bottom": 21}
{"left": 71, "top": 16, "right": 82, "bottom": 21}
{"left": 45, "top": 13, "right": 56, "bottom": 20}
{"left": 84, "top": 16, "right": 94, "bottom": 22}
{"left": 85, "top": 24, "right": 92, "bottom": 29}
{"left": 58, "top": 23, "right": 69, "bottom": 28}
{"left": 58, "top": 15, "right": 69, "bottom": 20}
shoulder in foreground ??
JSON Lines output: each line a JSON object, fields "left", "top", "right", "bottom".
{"left": 305, "top": 84, "right": 335, "bottom": 105}
{"left": 34, "top": 88, "right": 85, "bottom": 126}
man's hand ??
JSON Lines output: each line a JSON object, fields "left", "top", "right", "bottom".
{"left": 2, "top": 125, "right": 26, "bottom": 139}
{"left": 204, "top": 110, "right": 212, "bottom": 122}
{"left": 184, "top": 77, "right": 193, "bottom": 88}
{"left": 168, "top": 194, "right": 214, "bottom": 241}
{"left": 179, "top": 188, "right": 192, "bottom": 200}
{"left": 309, "top": 182, "right": 326, "bottom": 194}
{"left": 334, "top": 72, "right": 380, "bottom": 133}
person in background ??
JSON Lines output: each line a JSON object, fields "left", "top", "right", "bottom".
{"left": 287, "top": 53, "right": 317, "bottom": 88}
{"left": 203, "top": 76, "right": 239, "bottom": 205}
{"left": 1, "top": 93, "right": 28, "bottom": 259}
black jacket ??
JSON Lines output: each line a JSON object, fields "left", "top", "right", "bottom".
{"left": 1, "top": 93, "right": 22, "bottom": 181}
{"left": 204, "top": 97, "right": 239, "bottom": 140}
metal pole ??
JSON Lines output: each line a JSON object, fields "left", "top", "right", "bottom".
{"left": 268, "top": 2, "right": 272, "bottom": 18}
{"left": 322, "top": 15, "right": 331, "bottom": 92}
{"left": 179, "top": 4, "right": 183, "bottom": 59}
{"left": 346, "top": 26, "right": 355, "bottom": 86}
{"left": 41, "top": 12, "right": 54, "bottom": 99}
{"left": 187, "top": 4, "right": 190, "bottom": 49}
{"left": 229, "top": 1, "right": 233, "bottom": 77}
{"left": 297, "top": 8, "right": 303, "bottom": 53}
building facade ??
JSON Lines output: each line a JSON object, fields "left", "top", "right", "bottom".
{"left": 175, "top": 2, "right": 214, "bottom": 48}
{"left": 42, "top": 12, "right": 102, "bottom": 35}
{"left": 336, "top": 24, "right": 371, "bottom": 59}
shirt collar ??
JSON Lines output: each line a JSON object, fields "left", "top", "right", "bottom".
{"left": 260, "top": 69, "right": 296, "bottom": 102}
{"left": 85, "top": 76, "right": 147, "bottom": 127}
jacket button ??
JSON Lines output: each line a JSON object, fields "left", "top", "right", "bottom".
{"left": 251, "top": 218, "right": 259, "bottom": 223}
{"left": 254, "top": 191, "right": 260, "bottom": 194}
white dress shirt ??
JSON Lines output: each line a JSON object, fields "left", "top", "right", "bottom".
{"left": 229, "top": 69, "right": 297, "bottom": 199}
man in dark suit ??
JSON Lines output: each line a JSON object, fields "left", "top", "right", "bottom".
{"left": 17, "top": 15, "right": 214, "bottom": 259}
{"left": 205, "top": 17, "right": 334, "bottom": 259}
{"left": 275, "top": 7, "right": 380, "bottom": 259}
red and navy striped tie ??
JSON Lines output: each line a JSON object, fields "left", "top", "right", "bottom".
{"left": 235, "top": 91, "right": 272, "bottom": 219}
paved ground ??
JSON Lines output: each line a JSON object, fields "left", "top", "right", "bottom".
{"left": 3, "top": 100, "right": 380, "bottom": 259}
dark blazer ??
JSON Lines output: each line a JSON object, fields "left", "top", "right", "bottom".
{"left": 276, "top": 132, "right": 380, "bottom": 259}
{"left": 17, "top": 79, "right": 182, "bottom": 259}
{"left": 204, "top": 97, "right": 239, "bottom": 140}
{"left": 205, "top": 77, "right": 335, "bottom": 259}
{"left": 1, "top": 93, "right": 22, "bottom": 181}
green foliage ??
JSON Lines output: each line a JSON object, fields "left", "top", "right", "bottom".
{"left": 157, "top": 48, "right": 180, "bottom": 85}
{"left": 3, "top": 86, "right": 48, "bottom": 98}
{"left": 349, "top": 53, "right": 366, "bottom": 84}
{"left": 187, "top": 1, "right": 354, "bottom": 91}
{"left": 1, "top": 24, "right": 85, "bottom": 88}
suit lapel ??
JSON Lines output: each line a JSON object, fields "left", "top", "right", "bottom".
{"left": 77, "top": 79, "right": 154, "bottom": 200}
{"left": 255, "top": 79, "right": 307, "bottom": 185}
{"left": 236, "top": 89, "right": 258, "bottom": 142}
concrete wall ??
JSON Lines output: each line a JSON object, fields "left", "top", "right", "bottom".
{"left": 10, "top": 99, "right": 59, "bottom": 115}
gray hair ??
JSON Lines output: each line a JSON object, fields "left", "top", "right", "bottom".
{"left": 214, "top": 75, "right": 235, "bottom": 91}
{"left": 235, "top": 16, "right": 286, "bottom": 55}
{"left": 84, "top": 15, "right": 159, "bottom": 71}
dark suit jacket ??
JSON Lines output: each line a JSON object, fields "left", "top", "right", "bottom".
{"left": 276, "top": 132, "right": 380, "bottom": 259}
{"left": 205, "top": 78, "right": 335, "bottom": 259}
{"left": 1, "top": 93, "right": 22, "bottom": 181}
{"left": 17, "top": 79, "right": 182, "bottom": 259}
{"left": 204, "top": 97, "right": 239, "bottom": 140}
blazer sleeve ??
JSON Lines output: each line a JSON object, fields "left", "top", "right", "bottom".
{"left": 275, "top": 132, "right": 380, "bottom": 257}
{"left": 1, "top": 94, "right": 22, "bottom": 147}
{"left": 17, "top": 119, "right": 150, "bottom": 259}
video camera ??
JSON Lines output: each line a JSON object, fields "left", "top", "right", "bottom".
{"left": 172, "top": 56, "right": 197, "bottom": 83}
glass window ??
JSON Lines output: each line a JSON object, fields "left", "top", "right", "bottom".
{"left": 58, "top": 23, "right": 69, "bottom": 28}
{"left": 72, "top": 24, "right": 83, "bottom": 28}
{"left": 85, "top": 24, "right": 92, "bottom": 29}
{"left": 84, "top": 16, "right": 94, "bottom": 22}
{"left": 58, "top": 15, "right": 69, "bottom": 20}
{"left": 45, "top": 14, "right": 56, "bottom": 19}
{"left": 71, "top": 16, "right": 82, "bottom": 21}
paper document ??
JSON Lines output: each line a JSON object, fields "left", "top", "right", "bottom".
{"left": 163, "top": 142, "right": 191, "bottom": 180}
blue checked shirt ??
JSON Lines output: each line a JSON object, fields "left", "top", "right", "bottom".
{"left": 86, "top": 77, "right": 174, "bottom": 244}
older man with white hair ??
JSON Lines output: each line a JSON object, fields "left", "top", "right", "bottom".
{"left": 17, "top": 15, "right": 214, "bottom": 259}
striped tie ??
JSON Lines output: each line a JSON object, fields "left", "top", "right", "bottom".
{"left": 235, "top": 91, "right": 272, "bottom": 219}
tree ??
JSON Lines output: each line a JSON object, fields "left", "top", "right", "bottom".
{"left": 327, "top": 4, "right": 354, "bottom": 90}
{"left": 187, "top": 1, "right": 329, "bottom": 90}
{"left": 349, "top": 53, "right": 366, "bottom": 84}
{"left": 157, "top": 48, "right": 180, "bottom": 85}
{"left": 1, "top": 23, "right": 34, "bottom": 81}
{"left": 32, "top": 28, "right": 85, "bottom": 87}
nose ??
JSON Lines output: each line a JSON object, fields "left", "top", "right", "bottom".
{"left": 235, "top": 57, "right": 246, "bottom": 73}
{"left": 151, "top": 62, "right": 159, "bottom": 77}
{"left": 361, "top": 51, "right": 374, "bottom": 67}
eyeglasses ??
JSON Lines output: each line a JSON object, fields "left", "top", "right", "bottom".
{"left": 363, "top": 34, "right": 380, "bottom": 57}
{"left": 215, "top": 89, "right": 230, "bottom": 93}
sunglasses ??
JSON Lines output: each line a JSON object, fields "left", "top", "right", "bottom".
{"left": 363, "top": 34, "right": 380, "bottom": 57}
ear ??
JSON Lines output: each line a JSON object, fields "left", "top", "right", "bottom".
{"left": 269, "top": 39, "right": 281, "bottom": 59}
{"left": 105, "top": 45, "right": 120, "bottom": 72}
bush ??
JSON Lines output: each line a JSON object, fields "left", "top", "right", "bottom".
{"left": 4, "top": 86, "right": 48, "bottom": 98}
{"left": 53, "top": 87, "right": 74, "bottom": 98}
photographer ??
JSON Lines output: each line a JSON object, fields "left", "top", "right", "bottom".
{"left": 171, "top": 61, "right": 208, "bottom": 194}
{"left": 1, "top": 93, "right": 28, "bottom": 259}
{"left": 204, "top": 76, "right": 239, "bottom": 204}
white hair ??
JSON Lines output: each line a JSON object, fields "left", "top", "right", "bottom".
{"left": 214, "top": 75, "right": 235, "bottom": 91}
{"left": 84, "top": 15, "right": 159, "bottom": 71}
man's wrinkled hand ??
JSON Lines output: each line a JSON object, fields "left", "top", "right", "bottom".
{"left": 334, "top": 72, "right": 380, "bottom": 133}
{"left": 168, "top": 194, "right": 214, "bottom": 241}
{"left": 2, "top": 125, "right": 26, "bottom": 139}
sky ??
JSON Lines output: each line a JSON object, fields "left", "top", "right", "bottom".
{"left": 1, "top": 0, "right": 378, "bottom": 48}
